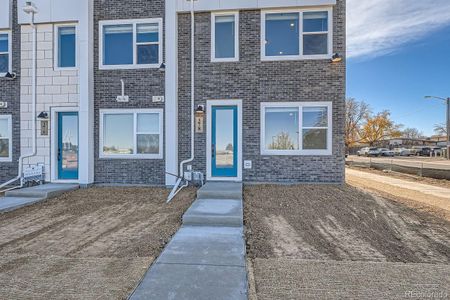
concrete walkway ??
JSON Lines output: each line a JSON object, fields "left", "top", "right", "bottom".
{"left": 130, "top": 182, "right": 247, "bottom": 300}
{"left": 0, "top": 183, "right": 79, "bottom": 213}
{"left": 346, "top": 168, "right": 450, "bottom": 212}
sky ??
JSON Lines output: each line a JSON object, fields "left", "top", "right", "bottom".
{"left": 346, "top": 0, "right": 450, "bottom": 136}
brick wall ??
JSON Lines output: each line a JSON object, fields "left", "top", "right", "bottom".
{"left": 178, "top": 0, "right": 346, "bottom": 183}
{"left": 93, "top": 0, "right": 166, "bottom": 185}
{"left": 0, "top": 0, "right": 20, "bottom": 183}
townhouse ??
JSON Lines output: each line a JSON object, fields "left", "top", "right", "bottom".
{"left": 0, "top": 0, "right": 345, "bottom": 188}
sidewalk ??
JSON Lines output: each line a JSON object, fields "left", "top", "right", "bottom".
{"left": 346, "top": 168, "right": 450, "bottom": 212}
{"left": 130, "top": 182, "right": 247, "bottom": 300}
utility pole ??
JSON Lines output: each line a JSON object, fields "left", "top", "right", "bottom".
{"left": 425, "top": 96, "right": 450, "bottom": 159}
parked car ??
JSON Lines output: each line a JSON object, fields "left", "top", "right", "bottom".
{"left": 393, "top": 148, "right": 412, "bottom": 156}
{"left": 431, "top": 147, "right": 443, "bottom": 156}
{"left": 411, "top": 146, "right": 432, "bottom": 156}
{"left": 357, "top": 147, "right": 381, "bottom": 157}
{"left": 379, "top": 148, "right": 395, "bottom": 157}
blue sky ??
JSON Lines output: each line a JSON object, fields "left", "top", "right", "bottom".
{"left": 346, "top": 0, "right": 450, "bottom": 136}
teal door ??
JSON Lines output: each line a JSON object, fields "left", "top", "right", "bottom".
{"left": 58, "top": 112, "right": 79, "bottom": 180}
{"left": 211, "top": 106, "right": 238, "bottom": 178}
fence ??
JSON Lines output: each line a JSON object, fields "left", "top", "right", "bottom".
{"left": 346, "top": 157, "right": 450, "bottom": 180}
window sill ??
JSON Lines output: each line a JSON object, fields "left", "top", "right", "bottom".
{"left": 0, "top": 158, "right": 13, "bottom": 162}
{"left": 99, "top": 154, "right": 163, "bottom": 160}
{"left": 261, "top": 150, "right": 332, "bottom": 156}
{"left": 211, "top": 57, "right": 240, "bottom": 63}
{"left": 99, "top": 63, "right": 161, "bottom": 70}
{"left": 54, "top": 66, "right": 78, "bottom": 72}
{"left": 261, "top": 54, "right": 332, "bottom": 62}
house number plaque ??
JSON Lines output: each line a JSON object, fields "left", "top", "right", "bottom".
{"left": 195, "top": 115, "right": 204, "bottom": 133}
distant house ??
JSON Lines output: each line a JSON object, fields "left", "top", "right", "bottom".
{"left": 0, "top": 0, "right": 346, "bottom": 186}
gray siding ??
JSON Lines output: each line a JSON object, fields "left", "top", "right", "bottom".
{"left": 93, "top": 0, "right": 166, "bottom": 185}
{"left": 178, "top": 0, "right": 346, "bottom": 183}
{"left": 0, "top": 0, "right": 20, "bottom": 183}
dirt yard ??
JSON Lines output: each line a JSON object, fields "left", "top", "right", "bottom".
{"left": 0, "top": 187, "right": 196, "bottom": 299}
{"left": 244, "top": 184, "right": 450, "bottom": 299}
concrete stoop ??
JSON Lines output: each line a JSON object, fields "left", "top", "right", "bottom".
{"left": 130, "top": 182, "right": 247, "bottom": 300}
{"left": 0, "top": 183, "right": 79, "bottom": 213}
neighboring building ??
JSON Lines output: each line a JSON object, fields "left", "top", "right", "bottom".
{"left": 0, "top": 0, "right": 345, "bottom": 187}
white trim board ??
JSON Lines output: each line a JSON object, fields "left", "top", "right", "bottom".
{"left": 177, "top": 0, "right": 336, "bottom": 12}
{"left": 206, "top": 99, "right": 243, "bottom": 182}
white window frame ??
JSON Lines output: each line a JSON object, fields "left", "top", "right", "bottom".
{"left": 0, "top": 30, "right": 12, "bottom": 76}
{"left": 99, "top": 109, "right": 164, "bottom": 159}
{"left": 261, "top": 7, "right": 333, "bottom": 61}
{"left": 0, "top": 115, "right": 12, "bottom": 162}
{"left": 54, "top": 23, "right": 78, "bottom": 71}
{"left": 260, "top": 102, "right": 332, "bottom": 156}
{"left": 211, "top": 11, "right": 239, "bottom": 62}
{"left": 99, "top": 18, "right": 163, "bottom": 70}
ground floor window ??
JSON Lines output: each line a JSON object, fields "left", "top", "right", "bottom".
{"left": 0, "top": 115, "right": 12, "bottom": 161}
{"left": 99, "top": 109, "right": 163, "bottom": 159}
{"left": 261, "top": 102, "right": 332, "bottom": 155}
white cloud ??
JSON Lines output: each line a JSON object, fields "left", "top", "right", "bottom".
{"left": 347, "top": 0, "right": 450, "bottom": 59}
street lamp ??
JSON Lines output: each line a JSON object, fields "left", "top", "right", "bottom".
{"left": 425, "top": 96, "right": 450, "bottom": 159}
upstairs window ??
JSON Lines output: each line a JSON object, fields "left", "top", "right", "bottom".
{"left": 99, "top": 18, "right": 162, "bottom": 69}
{"left": 0, "top": 115, "right": 12, "bottom": 162}
{"left": 0, "top": 32, "right": 11, "bottom": 75}
{"left": 262, "top": 9, "right": 332, "bottom": 60}
{"left": 212, "top": 12, "right": 239, "bottom": 62}
{"left": 55, "top": 25, "right": 76, "bottom": 69}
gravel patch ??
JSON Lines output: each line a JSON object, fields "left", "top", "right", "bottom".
{"left": 0, "top": 187, "right": 196, "bottom": 299}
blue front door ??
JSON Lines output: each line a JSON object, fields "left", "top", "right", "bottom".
{"left": 58, "top": 112, "right": 79, "bottom": 180}
{"left": 212, "top": 106, "right": 238, "bottom": 178}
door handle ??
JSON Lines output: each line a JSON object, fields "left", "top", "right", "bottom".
{"left": 212, "top": 144, "right": 215, "bottom": 159}
{"left": 58, "top": 148, "right": 61, "bottom": 161}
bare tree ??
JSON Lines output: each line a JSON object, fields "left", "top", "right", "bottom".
{"left": 345, "top": 98, "right": 371, "bottom": 148}
{"left": 402, "top": 127, "right": 424, "bottom": 139}
{"left": 434, "top": 123, "right": 447, "bottom": 136}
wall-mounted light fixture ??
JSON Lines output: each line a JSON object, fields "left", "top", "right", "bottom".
{"left": 159, "top": 63, "right": 166, "bottom": 72}
{"left": 331, "top": 53, "right": 343, "bottom": 63}
{"left": 37, "top": 111, "right": 49, "bottom": 119}
{"left": 3, "top": 72, "right": 17, "bottom": 80}
{"left": 195, "top": 105, "right": 205, "bottom": 115}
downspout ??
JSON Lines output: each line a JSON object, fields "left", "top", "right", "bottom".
{"left": 0, "top": 8, "right": 37, "bottom": 191}
{"left": 167, "top": 0, "right": 195, "bottom": 202}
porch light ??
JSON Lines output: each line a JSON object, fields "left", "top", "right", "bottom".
{"left": 3, "top": 72, "right": 17, "bottom": 80}
{"left": 331, "top": 52, "right": 342, "bottom": 63}
{"left": 37, "top": 111, "right": 48, "bottom": 119}
{"left": 195, "top": 105, "right": 205, "bottom": 115}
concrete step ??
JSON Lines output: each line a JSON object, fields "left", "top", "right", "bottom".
{"left": 5, "top": 183, "right": 79, "bottom": 198}
{"left": 0, "top": 196, "right": 45, "bottom": 213}
{"left": 197, "top": 182, "right": 242, "bottom": 200}
{"left": 183, "top": 198, "right": 243, "bottom": 227}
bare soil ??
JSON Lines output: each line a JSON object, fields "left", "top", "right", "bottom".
{"left": 349, "top": 165, "right": 450, "bottom": 189}
{"left": 244, "top": 184, "right": 450, "bottom": 263}
{"left": 244, "top": 184, "right": 450, "bottom": 299}
{"left": 0, "top": 187, "right": 196, "bottom": 299}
